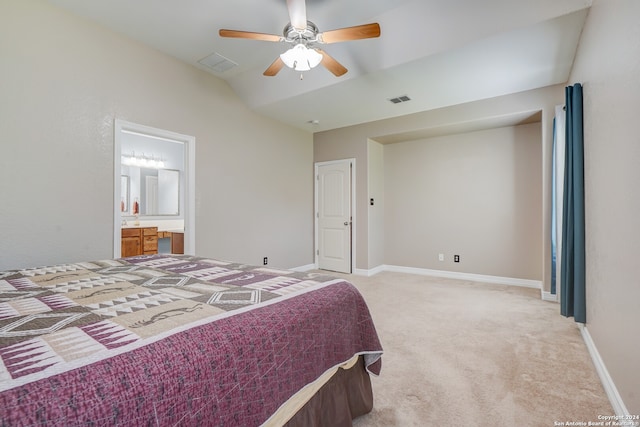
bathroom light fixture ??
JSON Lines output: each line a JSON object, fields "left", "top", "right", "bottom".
{"left": 121, "top": 152, "right": 166, "bottom": 169}
{"left": 280, "top": 43, "right": 322, "bottom": 71}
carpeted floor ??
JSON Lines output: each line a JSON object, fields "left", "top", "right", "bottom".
{"left": 335, "top": 271, "right": 612, "bottom": 427}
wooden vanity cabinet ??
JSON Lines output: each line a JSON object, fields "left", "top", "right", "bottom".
{"left": 121, "top": 227, "right": 158, "bottom": 257}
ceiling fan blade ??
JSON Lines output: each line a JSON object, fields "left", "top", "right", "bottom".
{"left": 263, "top": 57, "right": 285, "bottom": 76}
{"left": 320, "top": 23, "right": 381, "bottom": 44}
{"left": 219, "top": 29, "right": 282, "bottom": 42}
{"left": 286, "top": 0, "right": 307, "bottom": 31}
{"left": 316, "top": 49, "right": 347, "bottom": 77}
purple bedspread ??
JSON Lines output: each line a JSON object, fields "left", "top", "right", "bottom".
{"left": 0, "top": 255, "right": 382, "bottom": 426}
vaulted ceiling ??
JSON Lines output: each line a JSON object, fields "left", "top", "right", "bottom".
{"left": 47, "top": 0, "right": 591, "bottom": 133}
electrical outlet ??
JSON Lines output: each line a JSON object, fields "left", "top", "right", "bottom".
{"left": 454, "top": 255, "right": 460, "bottom": 263}
{"left": 263, "top": 257, "right": 268, "bottom": 265}
{"left": 438, "top": 253, "right": 444, "bottom": 261}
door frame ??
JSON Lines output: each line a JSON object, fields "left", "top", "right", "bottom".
{"left": 314, "top": 159, "right": 356, "bottom": 272}
{"left": 113, "top": 119, "right": 196, "bottom": 257}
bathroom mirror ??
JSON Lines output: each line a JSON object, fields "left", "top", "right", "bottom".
{"left": 122, "top": 166, "right": 180, "bottom": 216}
{"left": 120, "top": 175, "right": 129, "bottom": 213}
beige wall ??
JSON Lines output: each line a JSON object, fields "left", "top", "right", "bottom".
{"left": 314, "top": 128, "right": 369, "bottom": 269}
{"left": 567, "top": 0, "right": 640, "bottom": 413}
{"left": 384, "top": 123, "right": 542, "bottom": 279}
{"left": 315, "top": 85, "right": 563, "bottom": 282}
{"left": 367, "top": 140, "right": 385, "bottom": 269}
{"left": 0, "top": 1, "right": 313, "bottom": 270}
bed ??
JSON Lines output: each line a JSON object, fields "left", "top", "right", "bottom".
{"left": 0, "top": 254, "right": 383, "bottom": 426}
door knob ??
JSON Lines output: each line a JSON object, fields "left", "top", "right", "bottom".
{"left": 344, "top": 221, "right": 349, "bottom": 226}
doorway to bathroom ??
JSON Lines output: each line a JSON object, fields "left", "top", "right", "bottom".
{"left": 113, "top": 119, "right": 195, "bottom": 257}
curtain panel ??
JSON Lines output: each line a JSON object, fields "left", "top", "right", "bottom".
{"left": 560, "top": 83, "right": 586, "bottom": 323}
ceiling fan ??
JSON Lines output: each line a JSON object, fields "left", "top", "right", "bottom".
{"left": 219, "top": 0, "right": 380, "bottom": 77}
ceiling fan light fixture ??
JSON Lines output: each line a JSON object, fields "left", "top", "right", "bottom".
{"left": 280, "top": 43, "right": 322, "bottom": 71}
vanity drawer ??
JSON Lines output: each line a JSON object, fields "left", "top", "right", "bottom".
{"left": 143, "top": 236, "right": 158, "bottom": 252}
{"left": 143, "top": 228, "right": 157, "bottom": 237}
{"left": 122, "top": 228, "right": 141, "bottom": 238}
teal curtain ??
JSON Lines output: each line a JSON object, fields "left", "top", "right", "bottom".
{"left": 561, "top": 83, "right": 586, "bottom": 323}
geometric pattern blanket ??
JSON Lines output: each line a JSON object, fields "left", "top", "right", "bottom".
{"left": 0, "top": 254, "right": 383, "bottom": 426}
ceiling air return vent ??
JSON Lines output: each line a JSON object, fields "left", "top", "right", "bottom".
{"left": 388, "top": 95, "right": 411, "bottom": 104}
{"left": 198, "top": 52, "right": 238, "bottom": 73}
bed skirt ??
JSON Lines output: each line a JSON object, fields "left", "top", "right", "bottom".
{"left": 284, "top": 355, "right": 373, "bottom": 426}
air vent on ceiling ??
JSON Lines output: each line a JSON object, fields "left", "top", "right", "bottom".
{"left": 388, "top": 95, "right": 411, "bottom": 104}
{"left": 198, "top": 52, "right": 238, "bottom": 73}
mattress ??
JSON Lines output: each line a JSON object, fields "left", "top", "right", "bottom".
{"left": 0, "top": 254, "right": 382, "bottom": 425}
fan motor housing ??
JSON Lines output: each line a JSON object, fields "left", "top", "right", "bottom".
{"left": 283, "top": 21, "right": 319, "bottom": 43}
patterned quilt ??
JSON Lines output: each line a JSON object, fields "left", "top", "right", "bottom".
{"left": 0, "top": 254, "right": 383, "bottom": 426}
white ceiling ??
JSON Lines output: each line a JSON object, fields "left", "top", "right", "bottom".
{"left": 47, "top": 0, "right": 591, "bottom": 133}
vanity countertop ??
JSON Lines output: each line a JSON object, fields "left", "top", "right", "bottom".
{"left": 121, "top": 221, "right": 183, "bottom": 233}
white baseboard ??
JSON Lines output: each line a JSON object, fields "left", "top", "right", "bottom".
{"left": 290, "top": 263, "right": 317, "bottom": 272}
{"left": 578, "top": 324, "right": 630, "bottom": 416}
{"left": 318, "top": 264, "right": 542, "bottom": 291}
{"left": 353, "top": 268, "right": 371, "bottom": 276}
{"left": 541, "top": 290, "right": 558, "bottom": 302}
{"left": 363, "top": 264, "right": 542, "bottom": 289}
{"left": 353, "top": 265, "right": 386, "bottom": 277}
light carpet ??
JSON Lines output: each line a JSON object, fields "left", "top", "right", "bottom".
{"left": 332, "top": 271, "right": 613, "bottom": 427}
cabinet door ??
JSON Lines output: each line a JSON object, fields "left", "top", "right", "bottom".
{"left": 121, "top": 236, "right": 141, "bottom": 257}
{"left": 171, "top": 232, "right": 184, "bottom": 254}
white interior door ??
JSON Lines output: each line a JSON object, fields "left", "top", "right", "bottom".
{"left": 317, "top": 161, "right": 352, "bottom": 273}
